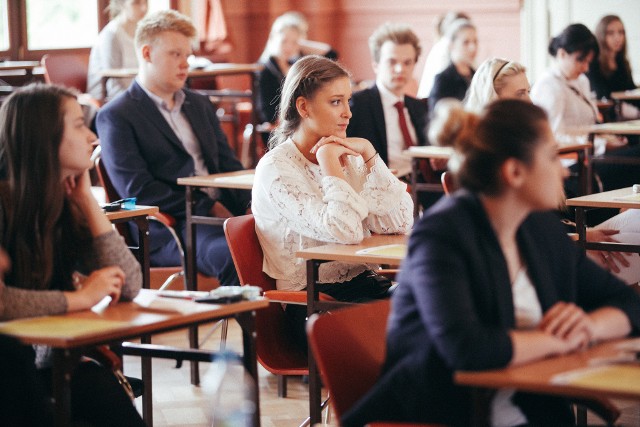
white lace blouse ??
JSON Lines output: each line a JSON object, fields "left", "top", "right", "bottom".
{"left": 252, "top": 139, "right": 414, "bottom": 291}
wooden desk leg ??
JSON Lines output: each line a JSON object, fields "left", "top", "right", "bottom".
{"left": 185, "top": 185, "right": 201, "bottom": 385}
{"left": 52, "top": 349, "right": 79, "bottom": 427}
{"left": 134, "top": 216, "right": 151, "bottom": 290}
{"left": 306, "top": 259, "right": 322, "bottom": 425}
{"left": 133, "top": 215, "right": 154, "bottom": 423}
{"left": 586, "top": 134, "right": 595, "bottom": 195}
{"left": 249, "top": 71, "right": 260, "bottom": 168}
{"left": 236, "top": 310, "right": 260, "bottom": 427}
{"left": 411, "top": 158, "right": 419, "bottom": 218}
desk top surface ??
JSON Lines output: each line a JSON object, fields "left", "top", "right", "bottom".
{"left": 611, "top": 88, "right": 640, "bottom": 101}
{"left": 456, "top": 338, "right": 640, "bottom": 401}
{"left": 296, "top": 234, "right": 408, "bottom": 265}
{"left": 100, "top": 63, "right": 263, "bottom": 79}
{"left": 104, "top": 205, "right": 158, "bottom": 220}
{"left": 575, "top": 119, "right": 640, "bottom": 135}
{"left": 0, "top": 292, "right": 268, "bottom": 348}
{"left": 566, "top": 187, "right": 640, "bottom": 209}
{"left": 177, "top": 170, "right": 255, "bottom": 189}
{"left": 404, "top": 143, "right": 589, "bottom": 158}
{"left": 0, "top": 60, "right": 40, "bottom": 70}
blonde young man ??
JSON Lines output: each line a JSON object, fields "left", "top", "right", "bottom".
{"left": 97, "top": 10, "right": 250, "bottom": 286}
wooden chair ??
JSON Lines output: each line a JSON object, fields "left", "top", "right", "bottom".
{"left": 41, "top": 52, "right": 90, "bottom": 93}
{"left": 306, "top": 300, "right": 440, "bottom": 426}
{"left": 223, "top": 214, "right": 335, "bottom": 398}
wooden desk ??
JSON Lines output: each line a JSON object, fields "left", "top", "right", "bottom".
{"left": 573, "top": 120, "right": 640, "bottom": 194}
{"left": 0, "top": 292, "right": 268, "bottom": 427}
{"left": 567, "top": 187, "right": 640, "bottom": 253}
{"left": 403, "top": 146, "right": 452, "bottom": 217}
{"left": 456, "top": 338, "right": 640, "bottom": 426}
{"left": 0, "top": 60, "right": 41, "bottom": 76}
{"left": 296, "top": 234, "right": 408, "bottom": 425}
{"left": 177, "top": 169, "right": 254, "bottom": 384}
{"left": 404, "top": 143, "right": 592, "bottom": 215}
{"left": 105, "top": 205, "right": 158, "bottom": 292}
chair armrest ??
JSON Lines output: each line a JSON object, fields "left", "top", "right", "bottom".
{"left": 264, "top": 290, "right": 334, "bottom": 305}
{"left": 571, "top": 397, "right": 620, "bottom": 425}
{"left": 150, "top": 212, "right": 176, "bottom": 227}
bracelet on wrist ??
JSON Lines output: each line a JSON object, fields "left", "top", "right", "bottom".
{"left": 364, "top": 151, "right": 378, "bottom": 164}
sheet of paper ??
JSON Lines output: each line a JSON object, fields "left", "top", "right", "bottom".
{"left": 356, "top": 244, "right": 407, "bottom": 258}
{"left": 133, "top": 289, "right": 210, "bottom": 314}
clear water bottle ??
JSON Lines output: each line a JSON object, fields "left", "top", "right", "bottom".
{"left": 202, "top": 352, "right": 257, "bottom": 427}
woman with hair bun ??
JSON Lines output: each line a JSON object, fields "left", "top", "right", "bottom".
{"left": 531, "top": 23, "right": 640, "bottom": 192}
{"left": 344, "top": 99, "right": 640, "bottom": 427}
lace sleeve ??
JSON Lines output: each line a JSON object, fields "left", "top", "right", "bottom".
{"left": 356, "top": 157, "right": 414, "bottom": 234}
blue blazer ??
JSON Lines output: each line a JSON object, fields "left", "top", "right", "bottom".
{"left": 344, "top": 191, "right": 640, "bottom": 427}
{"left": 347, "top": 84, "right": 428, "bottom": 165}
{"left": 96, "top": 80, "right": 250, "bottom": 221}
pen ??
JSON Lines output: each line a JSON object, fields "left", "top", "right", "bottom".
{"left": 156, "top": 292, "right": 196, "bottom": 300}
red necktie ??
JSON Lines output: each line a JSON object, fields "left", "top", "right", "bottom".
{"left": 394, "top": 101, "right": 414, "bottom": 148}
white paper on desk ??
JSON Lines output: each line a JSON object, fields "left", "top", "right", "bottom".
{"left": 589, "top": 231, "right": 640, "bottom": 285}
{"left": 133, "top": 289, "right": 198, "bottom": 314}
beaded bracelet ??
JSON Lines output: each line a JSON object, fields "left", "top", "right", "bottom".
{"left": 365, "top": 151, "right": 378, "bottom": 163}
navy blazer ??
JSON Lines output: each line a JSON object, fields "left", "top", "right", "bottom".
{"left": 96, "top": 81, "right": 250, "bottom": 221}
{"left": 429, "top": 63, "right": 474, "bottom": 113}
{"left": 347, "top": 84, "right": 428, "bottom": 165}
{"left": 344, "top": 191, "right": 640, "bottom": 427}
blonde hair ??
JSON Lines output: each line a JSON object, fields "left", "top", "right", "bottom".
{"left": 429, "top": 99, "right": 547, "bottom": 195}
{"left": 259, "top": 12, "right": 308, "bottom": 62}
{"left": 269, "top": 55, "right": 350, "bottom": 149}
{"left": 464, "top": 58, "right": 526, "bottom": 113}
{"left": 135, "top": 9, "right": 196, "bottom": 50}
{"left": 368, "top": 22, "right": 422, "bottom": 63}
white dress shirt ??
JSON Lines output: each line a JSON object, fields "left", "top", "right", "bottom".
{"left": 377, "top": 83, "right": 418, "bottom": 177}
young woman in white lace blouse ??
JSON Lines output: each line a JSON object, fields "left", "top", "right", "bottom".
{"left": 252, "top": 55, "right": 414, "bottom": 347}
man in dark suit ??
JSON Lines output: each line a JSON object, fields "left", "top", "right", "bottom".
{"left": 96, "top": 10, "right": 250, "bottom": 287}
{"left": 348, "top": 23, "right": 428, "bottom": 180}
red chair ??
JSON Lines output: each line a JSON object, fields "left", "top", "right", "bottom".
{"left": 307, "top": 300, "right": 441, "bottom": 426}
{"left": 223, "top": 214, "right": 334, "bottom": 397}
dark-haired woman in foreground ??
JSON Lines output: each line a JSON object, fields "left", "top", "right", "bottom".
{"left": 344, "top": 99, "right": 640, "bottom": 427}
{"left": 0, "top": 84, "right": 144, "bottom": 426}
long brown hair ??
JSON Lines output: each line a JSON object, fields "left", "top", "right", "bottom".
{"left": 0, "top": 84, "right": 92, "bottom": 290}
{"left": 595, "top": 15, "right": 632, "bottom": 78}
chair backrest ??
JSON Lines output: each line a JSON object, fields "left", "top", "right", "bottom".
{"left": 224, "top": 214, "right": 307, "bottom": 376}
{"left": 223, "top": 214, "right": 276, "bottom": 291}
{"left": 41, "top": 52, "right": 90, "bottom": 93}
{"left": 307, "top": 299, "right": 391, "bottom": 420}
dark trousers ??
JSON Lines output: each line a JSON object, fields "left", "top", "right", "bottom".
{"left": 285, "top": 270, "right": 392, "bottom": 353}
{"left": 145, "top": 220, "right": 240, "bottom": 287}
{"left": 38, "top": 362, "right": 146, "bottom": 427}
{"left": 0, "top": 335, "right": 53, "bottom": 427}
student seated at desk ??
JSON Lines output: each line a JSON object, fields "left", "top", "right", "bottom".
{"left": 0, "top": 84, "right": 144, "bottom": 427}
{"left": 87, "top": 0, "right": 148, "bottom": 101}
{"left": 97, "top": 10, "right": 251, "bottom": 287}
{"left": 252, "top": 55, "right": 413, "bottom": 350}
{"left": 343, "top": 99, "right": 640, "bottom": 427}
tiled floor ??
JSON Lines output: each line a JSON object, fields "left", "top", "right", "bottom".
{"left": 124, "top": 320, "right": 639, "bottom": 426}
